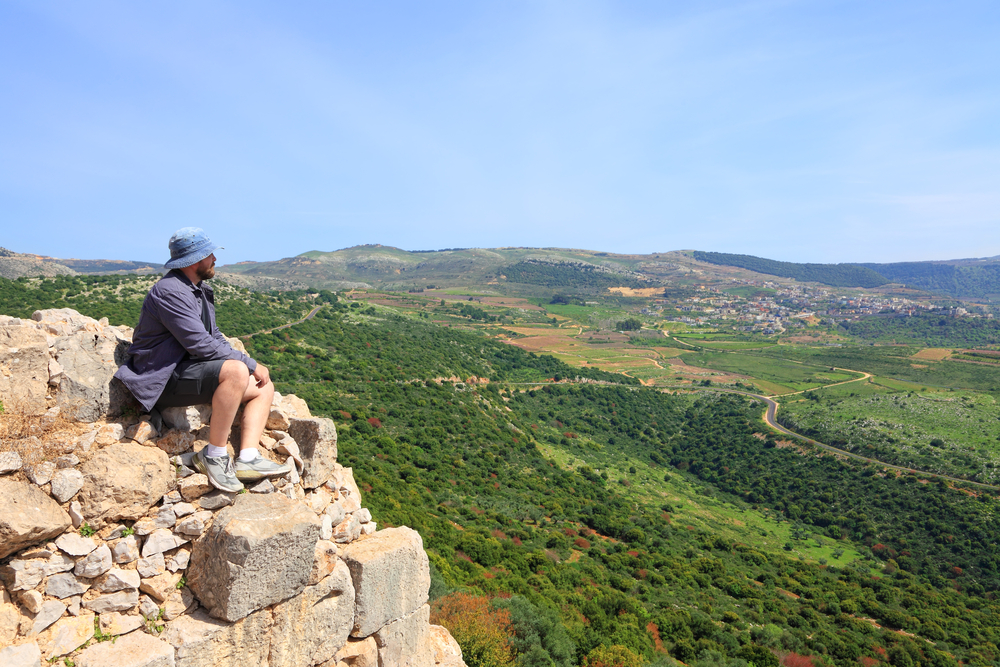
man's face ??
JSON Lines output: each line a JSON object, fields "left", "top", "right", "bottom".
{"left": 195, "top": 254, "right": 216, "bottom": 281}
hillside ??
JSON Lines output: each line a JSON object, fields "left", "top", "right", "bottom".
{"left": 6, "top": 277, "right": 1000, "bottom": 666}
{"left": 692, "top": 252, "right": 891, "bottom": 289}
{"left": 858, "top": 259, "right": 1000, "bottom": 299}
{"left": 220, "top": 245, "right": 701, "bottom": 292}
{"left": 693, "top": 250, "right": 1000, "bottom": 298}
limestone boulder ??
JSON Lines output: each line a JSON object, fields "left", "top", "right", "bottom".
{"left": 76, "top": 629, "right": 175, "bottom": 667}
{"left": 287, "top": 417, "right": 338, "bottom": 489}
{"left": 1, "top": 553, "right": 75, "bottom": 592}
{"left": 328, "top": 465, "right": 363, "bottom": 513}
{"left": 341, "top": 526, "right": 430, "bottom": 638}
{"left": 76, "top": 441, "right": 175, "bottom": 527}
{"left": 429, "top": 625, "right": 466, "bottom": 667}
{"left": 0, "top": 641, "right": 41, "bottom": 667}
{"left": 98, "top": 611, "right": 144, "bottom": 637}
{"left": 56, "top": 532, "right": 97, "bottom": 556}
{"left": 0, "top": 596, "right": 22, "bottom": 645}
{"left": 140, "top": 571, "right": 182, "bottom": 603}
{"left": 373, "top": 604, "right": 435, "bottom": 667}
{"left": 161, "top": 404, "right": 212, "bottom": 431}
{"left": 29, "top": 599, "right": 67, "bottom": 636}
{"left": 45, "top": 573, "right": 90, "bottom": 599}
{"left": 112, "top": 535, "right": 141, "bottom": 563}
{"left": 0, "top": 450, "right": 22, "bottom": 474}
{"left": 0, "top": 479, "right": 71, "bottom": 558}
{"left": 37, "top": 612, "right": 95, "bottom": 658}
{"left": 161, "top": 607, "right": 272, "bottom": 667}
{"left": 157, "top": 430, "right": 196, "bottom": 456}
{"left": 0, "top": 324, "right": 49, "bottom": 415}
{"left": 332, "top": 637, "right": 378, "bottom": 667}
{"left": 309, "top": 540, "right": 339, "bottom": 585}
{"left": 187, "top": 493, "right": 321, "bottom": 622}
{"left": 51, "top": 327, "right": 129, "bottom": 422}
{"left": 74, "top": 543, "right": 113, "bottom": 577}
{"left": 50, "top": 468, "right": 85, "bottom": 503}
{"left": 83, "top": 590, "right": 139, "bottom": 614}
{"left": 280, "top": 393, "right": 311, "bottom": 419}
{"left": 270, "top": 559, "right": 355, "bottom": 667}
{"left": 96, "top": 567, "right": 141, "bottom": 593}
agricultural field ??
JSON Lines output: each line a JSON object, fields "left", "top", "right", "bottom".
{"left": 778, "top": 381, "right": 1000, "bottom": 484}
{"left": 677, "top": 350, "right": 863, "bottom": 394}
{"left": 757, "top": 344, "right": 1000, "bottom": 393}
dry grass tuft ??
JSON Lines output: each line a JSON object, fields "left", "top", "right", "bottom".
{"left": 0, "top": 401, "right": 91, "bottom": 466}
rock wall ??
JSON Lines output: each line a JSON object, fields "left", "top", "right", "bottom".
{"left": 0, "top": 309, "right": 465, "bottom": 667}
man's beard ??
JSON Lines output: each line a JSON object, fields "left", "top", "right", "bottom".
{"left": 196, "top": 264, "right": 216, "bottom": 281}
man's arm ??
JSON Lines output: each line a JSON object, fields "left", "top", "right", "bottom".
{"left": 153, "top": 290, "right": 258, "bottom": 371}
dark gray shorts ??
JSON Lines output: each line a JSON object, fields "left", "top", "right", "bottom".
{"left": 155, "top": 358, "right": 226, "bottom": 408}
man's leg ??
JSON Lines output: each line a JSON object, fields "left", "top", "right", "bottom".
{"left": 238, "top": 368, "right": 274, "bottom": 453}
{"left": 208, "top": 360, "right": 251, "bottom": 449}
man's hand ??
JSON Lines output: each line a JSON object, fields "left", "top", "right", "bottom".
{"left": 252, "top": 363, "right": 271, "bottom": 388}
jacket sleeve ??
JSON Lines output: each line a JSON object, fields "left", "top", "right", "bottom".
{"left": 153, "top": 289, "right": 258, "bottom": 372}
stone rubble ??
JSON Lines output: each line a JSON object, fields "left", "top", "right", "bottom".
{"left": 0, "top": 308, "right": 465, "bottom": 666}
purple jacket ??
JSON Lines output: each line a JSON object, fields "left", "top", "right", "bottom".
{"left": 115, "top": 270, "right": 257, "bottom": 411}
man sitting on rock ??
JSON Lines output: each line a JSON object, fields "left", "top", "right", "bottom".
{"left": 115, "top": 227, "right": 289, "bottom": 492}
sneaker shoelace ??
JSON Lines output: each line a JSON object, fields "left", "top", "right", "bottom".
{"left": 223, "top": 457, "right": 237, "bottom": 478}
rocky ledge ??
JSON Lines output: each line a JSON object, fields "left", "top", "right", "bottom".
{"left": 0, "top": 308, "right": 465, "bottom": 667}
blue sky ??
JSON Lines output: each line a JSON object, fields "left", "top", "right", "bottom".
{"left": 2, "top": 1, "right": 998, "bottom": 264}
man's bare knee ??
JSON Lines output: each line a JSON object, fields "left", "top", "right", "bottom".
{"left": 219, "top": 359, "right": 250, "bottom": 384}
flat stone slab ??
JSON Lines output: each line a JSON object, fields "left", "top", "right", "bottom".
{"left": 0, "top": 479, "right": 71, "bottom": 558}
{"left": 187, "top": 493, "right": 320, "bottom": 622}
{"left": 37, "top": 612, "right": 95, "bottom": 658}
{"left": 0, "top": 641, "right": 42, "bottom": 667}
{"left": 76, "top": 628, "right": 176, "bottom": 667}
{"left": 76, "top": 442, "right": 175, "bottom": 527}
{"left": 341, "top": 526, "right": 430, "bottom": 637}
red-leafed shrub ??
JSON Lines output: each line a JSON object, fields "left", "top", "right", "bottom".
{"left": 367, "top": 417, "right": 382, "bottom": 428}
{"left": 430, "top": 593, "right": 514, "bottom": 667}
{"left": 574, "top": 537, "right": 591, "bottom": 549}
{"left": 338, "top": 410, "right": 351, "bottom": 420}
{"left": 563, "top": 432, "right": 577, "bottom": 439}
{"left": 781, "top": 653, "right": 815, "bottom": 667}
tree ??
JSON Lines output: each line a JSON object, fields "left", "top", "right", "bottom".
{"left": 431, "top": 593, "right": 514, "bottom": 667}
{"left": 582, "top": 645, "right": 645, "bottom": 667}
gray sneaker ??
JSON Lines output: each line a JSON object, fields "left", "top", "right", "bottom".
{"left": 235, "top": 456, "right": 291, "bottom": 482}
{"left": 194, "top": 450, "right": 244, "bottom": 493}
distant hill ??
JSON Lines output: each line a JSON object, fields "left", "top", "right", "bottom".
{"left": 857, "top": 258, "right": 1000, "bottom": 298}
{"left": 0, "top": 247, "right": 163, "bottom": 279}
{"left": 220, "top": 245, "right": 667, "bottom": 292}
{"left": 694, "top": 250, "right": 1000, "bottom": 298}
{"left": 692, "top": 251, "right": 890, "bottom": 288}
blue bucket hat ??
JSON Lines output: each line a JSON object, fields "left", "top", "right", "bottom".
{"left": 164, "top": 227, "right": 222, "bottom": 270}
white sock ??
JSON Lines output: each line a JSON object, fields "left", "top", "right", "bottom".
{"left": 239, "top": 448, "right": 260, "bottom": 462}
{"left": 206, "top": 445, "right": 229, "bottom": 459}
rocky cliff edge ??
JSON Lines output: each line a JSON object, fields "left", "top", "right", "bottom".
{"left": 0, "top": 308, "right": 465, "bottom": 667}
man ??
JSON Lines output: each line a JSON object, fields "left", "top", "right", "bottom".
{"left": 115, "top": 228, "right": 289, "bottom": 492}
